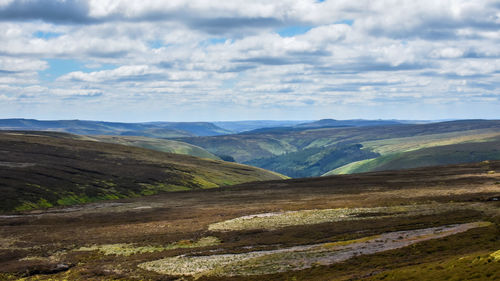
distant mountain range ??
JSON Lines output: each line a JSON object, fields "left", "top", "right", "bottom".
{"left": 2, "top": 118, "right": 500, "bottom": 178}
{"left": 213, "top": 120, "right": 310, "bottom": 133}
{"left": 0, "top": 118, "right": 427, "bottom": 138}
{"left": 0, "top": 119, "right": 232, "bottom": 137}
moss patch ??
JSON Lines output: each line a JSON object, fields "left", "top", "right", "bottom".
{"left": 76, "top": 236, "right": 220, "bottom": 256}
{"left": 208, "top": 203, "right": 470, "bottom": 231}
{"left": 364, "top": 251, "right": 500, "bottom": 281}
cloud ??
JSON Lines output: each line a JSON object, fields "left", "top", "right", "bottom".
{"left": 0, "top": 0, "right": 91, "bottom": 23}
{"left": 58, "top": 65, "right": 165, "bottom": 83}
{"left": 0, "top": 0, "right": 498, "bottom": 121}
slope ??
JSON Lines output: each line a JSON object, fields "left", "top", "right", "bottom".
{"left": 0, "top": 160, "right": 498, "bottom": 280}
{"left": 0, "top": 131, "right": 286, "bottom": 213}
{"left": 180, "top": 120, "right": 500, "bottom": 177}
{"left": 88, "top": 135, "right": 220, "bottom": 160}
{"left": 0, "top": 119, "right": 234, "bottom": 138}
{"left": 142, "top": 121, "right": 233, "bottom": 136}
{"left": 324, "top": 138, "right": 500, "bottom": 175}
{"left": 246, "top": 143, "right": 379, "bottom": 178}
{"left": 0, "top": 119, "right": 193, "bottom": 138}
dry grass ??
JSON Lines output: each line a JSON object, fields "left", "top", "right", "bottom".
{"left": 0, "top": 160, "right": 498, "bottom": 280}
{"left": 140, "top": 222, "right": 489, "bottom": 278}
{"left": 208, "top": 203, "right": 473, "bottom": 231}
{"left": 76, "top": 236, "right": 220, "bottom": 256}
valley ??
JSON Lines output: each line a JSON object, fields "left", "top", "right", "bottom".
{"left": 180, "top": 120, "right": 500, "bottom": 177}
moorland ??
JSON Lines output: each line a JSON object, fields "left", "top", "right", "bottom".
{"left": 0, "top": 131, "right": 284, "bottom": 212}
{"left": 0, "top": 160, "right": 499, "bottom": 280}
{"left": 0, "top": 118, "right": 499, "bottom": 280}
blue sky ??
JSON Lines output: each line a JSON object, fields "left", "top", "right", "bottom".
{"left": 0, "top": 0, "right": 499, "bottom": 122}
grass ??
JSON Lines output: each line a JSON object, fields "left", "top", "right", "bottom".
{"left": 363, "top": 250, "right": 500, "bottom": 281}
{"left": 491, "top": 249, "right": 500, "bottom": 260}
{"left": 181, "top": 120, "right": 500, "bottom": 177}
{"left": 361, "top": 130, "right": 500, "bottom": 155}
{"left": 245, "top": 143, "right": 379, "bottom": 178}
{"left": 91, "top": 135, "right": 221, "bottom": 160}
{"left": 1, "top": 160, "right": 499, "bottom": 280}
{"left": 0, "top": 131, "right": 285, "bottom": 212}
{"left": 208, "top": 204, "right": 468, "bottom": 231}
{"left": 323, "top": 158, "right": 376, "bottom": 175}
{"left": 77, "top": 236, "right": 220, "bottom": 256}
{"left": 325, "top": 139, "right": 500, "bottom": 175}
{"left": 140, "top": 222, "right": 489, "bottom": 278}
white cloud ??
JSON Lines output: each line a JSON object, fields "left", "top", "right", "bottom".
{"left": 0, "top": 0, "right": 498, "bottom": 121}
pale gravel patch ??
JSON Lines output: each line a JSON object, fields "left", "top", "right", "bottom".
{"left": 132, "top": 206, "right": 152, "bottom": 210}
{"left": 139, "top": 222, "right": 490, "bottom": 278}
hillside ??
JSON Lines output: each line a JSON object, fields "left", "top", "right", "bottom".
{"left": 246, "top": 143, "right": 379, "bottom": 178}
{"left": 0, "top": 131, "right": 286, "bottom": 212}
{"left": 88, "top": 135, "right": 220, "bottom": 160}
{"left": 213, "top": 120, "right": 309, "bottom": 133}
{"left": 324, "top": 138, "right": 500, "bottom": 175}
{"left": 1, "top": 160, "right": 498, "bottom": 280}
{"left": 0, "top": 119, "right": 233, "bottom": 138}
{"left": 143, "top": 122, "right": 233, "bottom": 136}
{"left": 294, "top": 118, "right": 403, "bottom": 128}
{"left": 180, "top": 120, "right": 500, "bottom": 177}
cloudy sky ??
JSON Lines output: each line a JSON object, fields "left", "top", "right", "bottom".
{"left": 0, "top": 0, "right": 499, "bottom": 122}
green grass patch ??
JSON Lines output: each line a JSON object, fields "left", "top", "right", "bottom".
{"left": 14, "top": 198, "right": 53, "bottom": 211}
{"left": 76, "top": 236, "right": 220, "bottom": 256}
{"left": 208, "top": 204, "right": 467, "bottom": 231}
{"left": 364, "top": 250, "right": 500, "bottom": 281}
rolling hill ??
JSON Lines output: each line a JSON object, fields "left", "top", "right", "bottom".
{"left": 142, "top": 121, "right": 233, "bottom": 136}
{"left": 324, "top": 136, "right": 500, "bottom": 176}
{"left": 246, "top": 143, "right": 380, "bottom": 178}
{"left": 293, "top": 118, "right": 404, "bottom": 128}
{"left": 0, "top": 119, "right": 233, "bottom": 138}
{"left": 0, "top": 131, "right": 286, "bottom": 213}
{"left": 213, "top": 120, "right": 310, "bottom": 133}
{"left": 179, "top": 120, "right": 500, "bottom": 177}
{"left": 88, "top": 135, "right": 220, "bottom": 160}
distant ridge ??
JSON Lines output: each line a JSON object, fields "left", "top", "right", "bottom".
{"left": 0, "top": 118, "right": 232, "bottom": 137}
{"left": 294, "top": 119, "right": 404, "bottom": 128}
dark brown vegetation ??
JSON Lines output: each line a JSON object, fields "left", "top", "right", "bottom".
{"left": 0, "top": 160, "right": 499, "bottom": 280}
{"left": 0, "top": 131, "right": 285, "bottom": 212}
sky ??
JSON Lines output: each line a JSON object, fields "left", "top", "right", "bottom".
{"left": 0, "top": 0, "right": 499, "bottom": 122}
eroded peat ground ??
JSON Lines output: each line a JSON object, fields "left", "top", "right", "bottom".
{"left": 1, "top": 161, "right": 500, "bottom": 280}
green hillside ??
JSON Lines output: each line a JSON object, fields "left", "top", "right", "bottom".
{"left": 180, "top": 120, "right": 500, "bottom": 177}
{"left": 246, "top": 143, "right": 379, "bottom": 178}
{"left": 89, "top": 135, "right": 220, "bottom": 160}
{"left": 0, "top": 131, "right": 286, "bottom": 213}
{"left": 325, "top": 139, "right": 500, "bottom": 175}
